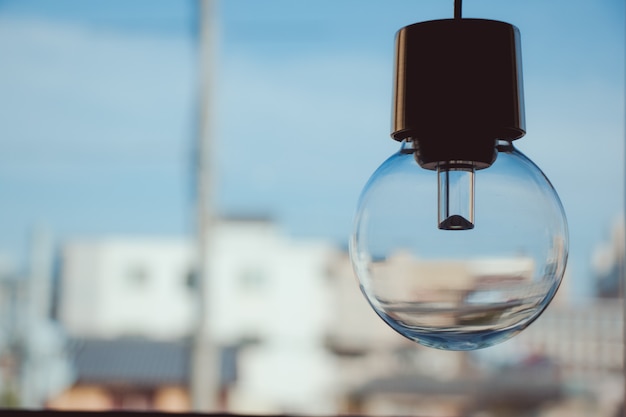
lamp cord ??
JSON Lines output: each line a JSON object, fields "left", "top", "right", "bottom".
{"left": 454, "top": 0, "right": 462, "bottom": 19}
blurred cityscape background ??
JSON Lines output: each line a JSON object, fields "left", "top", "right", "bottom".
{"left": 0, "top": 0, "right": 623, "bottom": 416}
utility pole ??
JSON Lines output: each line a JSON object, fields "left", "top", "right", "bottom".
{"left": 190, "top": 0, "right": 220, "bottom": 411}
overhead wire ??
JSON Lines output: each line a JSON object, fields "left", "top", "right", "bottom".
{"left": 454, "top": 0, "right": 462, "bottom": 19}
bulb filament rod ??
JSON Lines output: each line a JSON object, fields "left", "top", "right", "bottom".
{"left": 437, "top": 163, "right": 475, "bottom": 231}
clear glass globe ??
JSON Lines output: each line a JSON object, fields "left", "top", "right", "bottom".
{"left": 349, "top": 139, "right": 568, "bottom": 350}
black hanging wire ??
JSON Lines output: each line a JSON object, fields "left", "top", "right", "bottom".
{"left": 454, "top": 0, "right": 462, "bottom": 19}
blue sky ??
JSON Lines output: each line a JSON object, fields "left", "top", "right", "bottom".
{"left": 0, "top": 0, "right": 623, "bottom": 299}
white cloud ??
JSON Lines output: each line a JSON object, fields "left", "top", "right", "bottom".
{"left": 0, "top": 17, "right": 195, "bottom": 174}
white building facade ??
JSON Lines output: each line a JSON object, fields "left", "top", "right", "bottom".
{"left": 58, "top": 218, "right": 338, "bottom": 414}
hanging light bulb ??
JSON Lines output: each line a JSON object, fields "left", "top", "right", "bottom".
{"left": 349, "top": 6, "right": 568, "bottom": 351}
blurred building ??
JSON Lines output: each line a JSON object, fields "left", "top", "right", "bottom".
{"left": 32, "top": 215, "right": 626, "bottom": 416}
{"left": 324, "top": 251, "right": 564, "bottom": 417}
{"left": 59, "top": 237, "right": 195, "bottom": 340}
{"left": 0, "top": 257, "right": 22, "bottom": 407}
{"left": 594, "top": 216, "right": 625, "bottom": 298}
{"left": 478, "top": 302, "right": 623, "bottom": 417}
{"left": 53, "top": 217, "right": 336, "bottom": 413}
{"left": 0, "top": 229, "right": 72, "bottom": 409}
{"left": 47, "top": 338, "right": 190, "bottom": 411}
{"left": 325, "top": 244, "right": 624, "bottom": 417}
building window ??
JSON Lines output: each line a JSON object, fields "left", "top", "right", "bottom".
{"left": 127, "top": 265, "right": 149, "bottom": 288}
{"left": 239, "top": 267, "right": 266, "bottom": 291}
{"left": 185, "top": 269, "right": 197, "bottom": 290}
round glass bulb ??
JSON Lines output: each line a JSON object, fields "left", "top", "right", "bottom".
{"left": 350, "top": 139, "right": 568, "bottom": 350}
